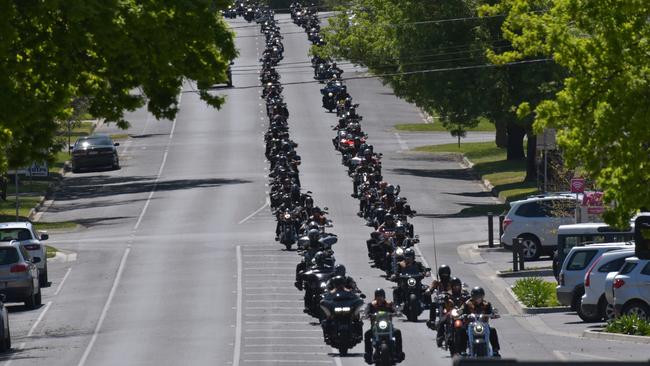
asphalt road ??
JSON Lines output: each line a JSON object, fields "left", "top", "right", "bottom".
{"left": 0, "top": 14, "right": 646, "bottom": 366}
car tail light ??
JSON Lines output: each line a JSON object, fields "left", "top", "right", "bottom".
{"left": 584, "top": 256, "right": 603, "bottom": 288}
{"left": 502, "top": 218, "right": 513, "bottom": 232}
{"left": 10, "top": 263, "right": 28, "bottom": 273}
{"left": 24, "top": 244, "right": 41, "bottom": 251}
{"left": 613, "top": 279, "right": 625, "bottom": 289}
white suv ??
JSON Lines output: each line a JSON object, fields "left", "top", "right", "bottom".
{"left": 0, "top": 222, "right": 49, "bottom": 286}
{"left": 501, "top": 195, "right": 578, "bottom": 260}
{"left": 612, "top": 257, "right": 650, "bottom": 319}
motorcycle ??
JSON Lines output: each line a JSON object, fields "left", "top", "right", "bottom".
{"left": 277, "top": 208, "right": 299, "bottom": 250}
{"left": 320, "top": 291, "right": 364, "bottom": 355}
{"left": 460, "top": 311, "right": 500, "bottom": 358}
{"left": 395, "top": 272, "right": 429, "bottom": 322}
{"left": 368, "top": 311, "right": 403, "bottom": 366}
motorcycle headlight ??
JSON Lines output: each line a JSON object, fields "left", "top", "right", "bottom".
{"left": 328, "top": 92, "right": 333, "bottom": 97}
{"left": 407, "top": 278, "right": 416, "bottom": 287}
{"left": 284, "top": 213, "right": 291, "bottom": 219}
{"left": 451, "top": 309, "right": 459, "bottom": 317}
{"left": 473, "top": 324, "right": 485, "bottom": 336}
{"left": 378, "top": 320, "right": 389, "bottom": 330}
{"left": 320, "top": 282, "right": 327, "bottom": 288}
{"left": 396, "top": 247, "right": 404, "bottom": 256}
{"left": 334, "top": 306, "right": 351, "bottom": 313}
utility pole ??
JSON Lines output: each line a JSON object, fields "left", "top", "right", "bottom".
{"left": 14, "top": 171, "right": 19, "bottom": 221}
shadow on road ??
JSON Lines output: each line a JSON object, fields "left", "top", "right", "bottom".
{"left": 391, "top": 167, "right": 474, "bottom": 181}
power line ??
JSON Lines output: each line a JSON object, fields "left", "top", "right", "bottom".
{"left": 193, "top": 58, "right": 551, "bottom": 92}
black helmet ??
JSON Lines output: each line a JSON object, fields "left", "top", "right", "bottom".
{"left": 374, "top": 288, "right": 386, "bottom": 298}
{"left": 308, "top": 228, "right": 320, "bottom": 241}
{"left": 438, "top": 265, "right": 451, "bottom": 280}
{"left": 385, "top": 185, "right": 395, "bottom": 195}
{"left": 470, "top": 286, "right": 485, "bottom": 300}
{"left": 450, "top": 277, "right": 462, "bottom": 288}
{"left": 305, "top": 196, "right": 314, "bottom": 207}
{"left": 395, "top": 224, "right": 406, "bottom": 235}
{"left": 334, "top": 264, "right": 346, "bottom": 276}
{"left": 363, "top": 148, "right": 372, "bottom": 156}
{"left": 404, "top": 247, "right": 415, "bottom": 259}
{"left": 384, "top": 214, "right": 395, "bottom": 222}
{"left": 313, "top": 251, "right": 326, "bottom": 266}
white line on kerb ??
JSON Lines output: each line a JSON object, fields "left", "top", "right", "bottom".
{"left": 54, "top": 267, "right": 72, "bottom": 296}
{"left": 233, "top": 245, "right": 243, "bottom": 366}
{"left": 238, "top": 197, "right": 271, "bottom": 224}
{"left": 77, "top": 247, "right": 131, "bottom": 366}
{"left": 133, "top": 91, "right": 182, "bottom": 231}
{"left": 394, "top": 132, "right": 409, "bottom": 151}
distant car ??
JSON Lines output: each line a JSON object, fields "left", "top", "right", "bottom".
{"left": 0, "top": 222, "right": 49, "bottom": 285}
{"left": 556, "top": 242, "right": 633, "bottom": 311}
{"left": 580, "top": 249, "right": 636, "bottom": 322}
{"left": 612, "top": 257, "right": 650, "bottom": 319}
{"left": 0, "top": 242, "right": 41, "bottom": 309}
{"left": 501, "top": 194, "right": 578, "bottom": 260}
{"left": 0, "top": 295, "right": 9, "bottom": 351}
{"left": 70, "top": 135, "right": 120, "bottom": 173}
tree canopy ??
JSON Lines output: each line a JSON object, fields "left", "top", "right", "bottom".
{"left": 484, "top": 0, "right": 650, "bottom": 226}
{"left": 0, "top": 0, "right": 236, "bottom": 171}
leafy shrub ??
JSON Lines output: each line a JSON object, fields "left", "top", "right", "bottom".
{"left": 512, "top": 277, "right": 560, "bottom": 308}
{"left": 606, "top": 314, "right": 650, "bottom": 336}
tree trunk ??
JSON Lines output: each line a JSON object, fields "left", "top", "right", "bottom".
{"left": 495, "top": 119, "right": 507, "bottom": 148}
{"left": 506, "top": 121, "right": 526, "bottom": 160}
{"left": 525, "top": 132, "right": 537, "bottom": 182}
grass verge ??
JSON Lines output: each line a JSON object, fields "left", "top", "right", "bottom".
{"left": 414, "top": 141, "right": 537, "bottom": 215}
{"left": 46, "top": 245, "right": 58, "bottom": 259}
{"left": 512, "top": 277, "right": 560, "bottom": 307}
{"left": 395, "top": 118, "right": 495, "bottom": 132}
{"left": 605, "top": 314, "right": 650, "bottom": 336}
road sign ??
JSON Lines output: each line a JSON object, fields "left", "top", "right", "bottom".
{"left": 28, "top": 162, "right": 48, "bottom": 177}
{"left": 571, "top": 178, "right": 585, "bottom": 193}
{"left": 536, "top": 128, "right": 557, "bottom": 151}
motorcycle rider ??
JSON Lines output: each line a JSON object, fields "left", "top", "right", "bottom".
{"left": 458, "top": 287, "right": 501, "bottom": 357}
{"left": 326, "top": 264, "right": 359, "bottom": 293}
{"left": 328, "top": 62, "right": 343, "bottom": 77}
{"left": 431, "top": 276, "right": 468, "bottom": 347}
{"left": 390, "top": 248, "right": 430, "bottom": 304}
{"left": 295, "top": 229, "right": 323, "bottom": 289}
{"left": 363, "top": 288, "right": 404, "bottom": 364}
{"left": 377, "top": 214, "right": 397, "bottom": 234}
{"left": 426, "top": 265, "right": 453, "bottom": 330}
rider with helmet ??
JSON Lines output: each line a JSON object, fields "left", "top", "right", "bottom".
{"left": 390, "top": 248, "right": 430, "bottom": 304}
{"left": 458, "top": 287, "right": 501, "bottom": 357}
{"left": 363, "top": 288, "right": 404, "bottom": 364}
{"left": 426, "top": 265, "right": 453, "bottom": 325}
{"left": 295, "top": 229, "right": 323, "bottom": 289}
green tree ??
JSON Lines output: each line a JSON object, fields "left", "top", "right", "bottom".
{"left": 0, "top": 0, "right": 236, "bottom": 172}
{"left": 316, "top": 0, "right": 563, "bottom": 181}
{"left": 485, "top": 0, "right": 650, "bottom": 226}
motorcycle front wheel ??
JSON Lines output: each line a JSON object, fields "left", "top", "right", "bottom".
{"left": 378, "top": 342, "right": 391, "bottom": 366}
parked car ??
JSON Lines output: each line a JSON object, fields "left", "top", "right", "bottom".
{"left": 0, "top": 222, "right": 49, "bottom": 285}
{"left": 0, "top": 295, "right": 10, "bottom": 351}
{"left": 580, "top": 249, "right": 636, "bottom": 322}
{"left": 501, "top": 194, "right": 578, "bottom": 260}
{"left": 612, "top": 257, "right": 650, "bottom": 319}
{"left": 553, "top": 223, "right": 634, "bottom": 279}
{"left": 70, "top": 134, "right": 120, "bottom": 173}
{"left": 556, "top": 242, "right": 633, "bottom": 311}
{"left": 0, "top": 242, "right": 41, "bottom": 309}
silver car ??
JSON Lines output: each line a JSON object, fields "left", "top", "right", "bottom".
{"left": 0, "top": 242, "right": 41, "bottom": 309}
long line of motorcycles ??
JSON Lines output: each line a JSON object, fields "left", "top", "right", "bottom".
{"left": 225, "top": 1, "right": 502, "bottom": 363}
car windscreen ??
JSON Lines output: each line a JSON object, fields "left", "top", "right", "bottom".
{"left": 566, "top": 249, "right": 598, "bottom": 271}
{"left": 0, "top": 247, "right": 19, "bottom": 265}
{"left": 76, "top": 136, "right": 112, "bottom": 147}
{"left": 0, "top": 228, "right": 32, "bottom": 241}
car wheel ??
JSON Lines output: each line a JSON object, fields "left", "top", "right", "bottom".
{"left": 25, "top": 288, "right": 36, "bottom": 309}
{"left": 39, "top": 270, "right": 48, "bottom": 288}
{"left": 622, "top": 301, "right": 650, "bottom": 320}
{"left": 34, "top": 290, "right": 42, "bottom": 307}
{"left": 518, "top": 235, "right": 541, "bottom": 260}
{"left": 5, "top": 327, "right": 10, "bottom": 351}
{"left": 601, "top": 297, "right": 616, "bottom": 321}
{"left": 578, "top": 301, "right": 602, "bottom": 322}
{"left": 571, "top": 287, "right": 585, "bottom": 312}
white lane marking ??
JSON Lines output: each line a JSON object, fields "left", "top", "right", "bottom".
{"left": 54, "top": 267, "right": 72, "bottom": 296}
{"left": 238, "top": 197, "right": 271, "bottom": 224}
{"left": 77, "top": 247, "right": 131, "bottom": 366}
{"left": 394, "top": 132, "right": 409, "bottom": 151}
{"left": 413, "top": 244, "right": 431, "bottom": 269}
{"left": 133, "top": 91, "right": 182, "bottom": 231}
{"left": 6, "top": 301, "right": 53, "bottom": 366}
{"left": 553, "top": 350, "right": 568, "bottom": 361}
{"left": 233, "top": 245, "right": 243, "bottom": 366}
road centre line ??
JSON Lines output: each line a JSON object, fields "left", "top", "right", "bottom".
{"left": 54, "top": 267, "right": 72, "bottom": 296}
{"left": 133, "top": 91, "right": 182, "bottom": 231}
{"left": 77, "top": 247, "right": 131, "bottom": 366}
{"left": 233, "top": 245, "right": 243, "bottom": 366}
{"left": 238, "top": 197, "right": 271, "bottom": 224}
{"left": 394, "top": 132, "right": 409, "bottom": 151}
